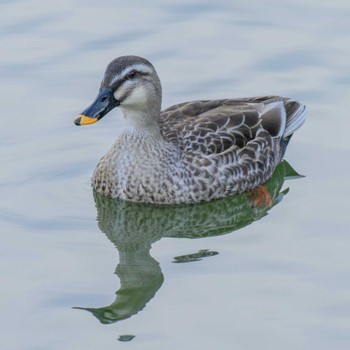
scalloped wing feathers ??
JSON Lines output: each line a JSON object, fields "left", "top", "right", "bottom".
{"left": 160, "top": 96, "right": 303, "bottom": 157}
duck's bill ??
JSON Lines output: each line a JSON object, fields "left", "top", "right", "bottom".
{"left": 73, "top": 87, "right": 120, "bottom": 126}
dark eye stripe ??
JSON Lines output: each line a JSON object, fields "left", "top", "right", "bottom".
{"left": 110, "top": 71, "right": 149, "bottom": 90}
{"left": 126, "top": 70, "right": 137, "bottom": 79}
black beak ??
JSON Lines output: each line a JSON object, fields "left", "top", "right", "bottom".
{"left": 74, "top": 87, "right": 120, "bottom": 126}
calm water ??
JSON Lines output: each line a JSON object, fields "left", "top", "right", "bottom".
{"left": 1, "top": 1, "right": 350, "bottom": 349}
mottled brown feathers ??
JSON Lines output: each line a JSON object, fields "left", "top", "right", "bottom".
{"left": 160, "top": 97, "right": 281, "bottom": 156}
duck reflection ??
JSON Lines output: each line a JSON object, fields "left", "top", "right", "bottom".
{"left": 74, "top": 160, "right": 301, "bottom": 324}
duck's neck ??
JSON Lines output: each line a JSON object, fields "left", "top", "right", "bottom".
{"left": 121, "top": 101, "right": 162, "bottom": 139}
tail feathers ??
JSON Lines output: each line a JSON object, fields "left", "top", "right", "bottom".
{"left": 283, "top": 100, "right": 307, "bottom": 138}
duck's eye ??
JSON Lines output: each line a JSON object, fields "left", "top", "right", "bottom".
{"left": 126, "top": 71, "right": 137, "bottom": 80}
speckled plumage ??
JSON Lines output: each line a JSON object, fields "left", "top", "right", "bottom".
{"left": 76, "top": 56, "right": 306, "bottom": 204}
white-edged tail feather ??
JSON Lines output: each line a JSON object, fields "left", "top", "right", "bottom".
{"left": 284, "top": 100, "right": 307, "bottom": 137}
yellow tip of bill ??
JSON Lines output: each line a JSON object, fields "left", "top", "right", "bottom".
{"left": 74, "top": 114, "right": 98, "bottom": 126}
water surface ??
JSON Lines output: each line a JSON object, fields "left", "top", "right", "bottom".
{"left": 1, "top": 1, "right": 350, "bottom": 349}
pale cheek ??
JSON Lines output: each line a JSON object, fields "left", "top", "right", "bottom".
{"left": 113, "top": 88, "right": 125, "bottom": 101}
{"left": 122, "top": 85, "right": 148, "bottom": 106}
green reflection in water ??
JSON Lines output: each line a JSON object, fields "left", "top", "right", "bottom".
{"left": 74, "top": 160, "right": 301, "bottom": 324}
{"left": 173, "top": 249, "right": 219, "bottom": 263}
{"left": 118, "top": 335, "right": 135, "bottom": 342}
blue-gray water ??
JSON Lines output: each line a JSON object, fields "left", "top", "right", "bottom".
{"left": 1, "top": 1, "right": 350, "bottom": 349}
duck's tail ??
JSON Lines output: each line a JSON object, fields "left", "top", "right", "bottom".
{"left": 283, "top": 99, "right": 307, "bottom": 138}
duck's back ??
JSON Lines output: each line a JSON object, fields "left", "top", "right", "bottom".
{"left": 155, "top": 95, "right": 306, "bottom": 202}
{"left": 160, "top": 96, "right": 305, "bottom": 154}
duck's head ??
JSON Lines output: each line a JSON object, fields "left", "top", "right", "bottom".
{"left": 74, "top": 56, "right": 162, "bottom": 127}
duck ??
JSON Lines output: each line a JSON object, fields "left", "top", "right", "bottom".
{"left": 73, "top": 55, "right": 306, "bottom": 204}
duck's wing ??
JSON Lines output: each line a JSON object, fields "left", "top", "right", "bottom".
{"left": 160, "top": 96, "right": 297, "bottom": 155}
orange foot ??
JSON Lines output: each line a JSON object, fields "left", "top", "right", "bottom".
{"left": 250, "top": 185, "right": 273, "bottom": 208}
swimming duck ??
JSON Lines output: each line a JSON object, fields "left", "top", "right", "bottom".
{"left": 74, "top": 55, "right": 306, "bottom": 204}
